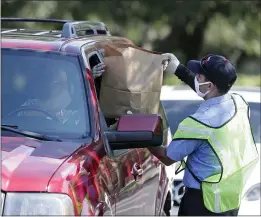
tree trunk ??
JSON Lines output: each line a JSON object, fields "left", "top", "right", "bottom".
{"left": 153, "top": 2, "right": 230, "bottom": 62}
{"left": 153, "top": 21, "right": 207, "bottom": 63}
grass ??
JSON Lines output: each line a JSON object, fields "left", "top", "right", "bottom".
{"left": 163, "top": 74, "right": 261, "bottom": 87}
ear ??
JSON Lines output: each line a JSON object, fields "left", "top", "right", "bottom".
{"left": 210, "top": 82, "right": 218, "bottom": 91}
{"left": 208, "top": 82, "right": 214, "bottom": 89}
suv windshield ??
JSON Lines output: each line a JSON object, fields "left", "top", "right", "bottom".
{"left": 1, "top": 49, "right": 90, "bottom": 139}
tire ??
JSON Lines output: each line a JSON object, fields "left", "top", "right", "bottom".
{"left": 172, "top": 181, "right": 185, "bottom": 206}
{"left": 174, "top": 200, "right": 180, "bottom": 206}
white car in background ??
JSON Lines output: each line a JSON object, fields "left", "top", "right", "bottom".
{"left": 160, "top": 85, "right": 260, "bottom": 215}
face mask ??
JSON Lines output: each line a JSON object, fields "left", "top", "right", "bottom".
{"left": 194, "top": 77, "right": 212, "bottom": 98}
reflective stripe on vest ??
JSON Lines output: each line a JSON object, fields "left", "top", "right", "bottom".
{"left": 172, "top": 94, "right": 259, "bottom": 213}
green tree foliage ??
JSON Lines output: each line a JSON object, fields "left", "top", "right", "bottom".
{"left": 1, "top": 0, "right": 260, "bottom": 76}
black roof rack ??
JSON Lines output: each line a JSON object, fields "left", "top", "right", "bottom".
{"left": 1, "top": 17, "right": 111, "bottom": 38}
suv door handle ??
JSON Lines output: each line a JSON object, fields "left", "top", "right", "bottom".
{"left": 131, "top": 163, "right": 143, "bottom": 181}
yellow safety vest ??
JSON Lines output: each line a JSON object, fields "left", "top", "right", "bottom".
{"left": 173, "top": 93, "right": 259, "bottom": 213}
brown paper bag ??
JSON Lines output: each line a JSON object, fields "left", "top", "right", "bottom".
{"left": 99, "top": 43, "right": 168, "bottom": 118}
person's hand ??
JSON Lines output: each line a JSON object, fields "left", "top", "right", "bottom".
{"left": 92, "top": 63, "right": 105, "bottom": 78}
{"left": 162, "top": 53, "right": 180, "bottom": 74}
{"left": 162, "top": 60, "right": 169, "bottom": 71}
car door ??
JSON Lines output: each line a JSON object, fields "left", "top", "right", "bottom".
{"left": 133, "top": 102, "right": 170, "bottom": 215}
{"left": 82, "top": 47, "right": 144, "bottom": 215}
{"left": 135, "top": 147, "right": 160, "bottom": 215}
{"left": 112, "top": 148, "right": 144, "bottom": 215}
{"left": 98, "top": 106, "right": 144, "bottom": 215}
{"left": 79, "top": 46, "right": 117, "bottom": 215}
{"left": 85, "top": 44, "right": 163, "bottom": 215}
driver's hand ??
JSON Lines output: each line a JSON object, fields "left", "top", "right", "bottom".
{"left": 92, "top": 63, "right": 105, "bottom": 78}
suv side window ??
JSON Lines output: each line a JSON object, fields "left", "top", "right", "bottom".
{"left": 85, "top": 49, "right": 130, "bottom": 157}
{"left": 97, "top": 104, "right": 114, "bottom": 157}
{"left": 86, "top": 51, "right": 103, "bottom": 99}
{"left": 89, "top": 53, "right": 101, "bottom": 68}
{"left": 98, "top": 102, "right": 130, "bottom": 157}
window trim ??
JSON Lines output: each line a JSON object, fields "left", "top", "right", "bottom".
{"left": 80, "top": 45, "right": 131, "bottom": 157}
{"left": 80, "top": 45, "right": 116, "bottom": 156}
{"left": 81, "top": 45, "right": 104, "bottom": 69}
{"left": 87, "top": 51, "right": 103, "bottom": 67}
{"left": 97, "top": 103, "right": 114, "bottom": 158}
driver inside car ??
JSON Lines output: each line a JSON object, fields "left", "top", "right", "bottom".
{"left": 18, "top": 68, "right": 80, "bottom": 125}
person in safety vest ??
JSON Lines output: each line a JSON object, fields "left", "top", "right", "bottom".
{"left": 148, "top": 53, "right": 259, "bottom": 216}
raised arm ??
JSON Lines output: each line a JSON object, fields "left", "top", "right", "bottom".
{"left": 163, "top": 53, "right": 196, "bottom": 91}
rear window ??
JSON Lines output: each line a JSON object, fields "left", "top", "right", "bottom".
{"left": 1, "top": 49, "right": 90, "bottom": 139}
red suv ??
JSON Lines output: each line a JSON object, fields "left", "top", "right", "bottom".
{"left": 1, "top": 18, "right": 173, "bottom": 216}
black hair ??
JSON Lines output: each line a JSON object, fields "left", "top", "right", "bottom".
{"left": 204, "top": 59, "right": 237, "bottom": 94}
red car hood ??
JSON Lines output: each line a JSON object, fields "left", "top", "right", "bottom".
{"left": 1, "top": 136, "right": 87, "bottom": 192}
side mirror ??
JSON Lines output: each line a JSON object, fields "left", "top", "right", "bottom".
{"left": 105, "top": 114, "right": 163, "bottom": 150}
